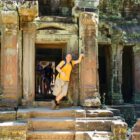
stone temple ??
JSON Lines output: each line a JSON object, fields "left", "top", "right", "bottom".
{"left": 0, "top": 0, "right": 140, "bottom": 140}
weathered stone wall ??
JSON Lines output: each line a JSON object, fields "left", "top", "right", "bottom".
{"left": 133, "top": 44, "right": 140, "bottom": 103}
{"left": 99, "top": 0, "right": 140, "bottom": 105}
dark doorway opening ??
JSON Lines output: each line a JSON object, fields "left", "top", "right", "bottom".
{"left": 122, "top": 46, "right": 133, "bottom": 103}
{"left": 35, "top": 44, "right": 66, "bottom": 101}
{"left": 98, "top": 45, "right": 111, "bottom": 104}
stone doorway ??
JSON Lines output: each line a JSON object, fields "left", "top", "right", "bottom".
{"left": 98, "top": 45, "right": 111, "bottom": 104}
{"left": 122, "top": 46, "right": 134, "bottom": 103}
{"left": 35, "top": 43, "right": 66, "bottom": 101}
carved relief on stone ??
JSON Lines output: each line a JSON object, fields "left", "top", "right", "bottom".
{"left": 0, "top": 11, "right": 18, "bottom": 25}
{"left": 4, "top": 55, "right": 17, "bottom": 87}
{"left": 2, "top": 31, "right": 18, "bottom": 90}
{"left": 81, "top": 13, "right": 97, "bottom": 26}
{"left": 80, "top": 13, "right": 97, "bottom": 54}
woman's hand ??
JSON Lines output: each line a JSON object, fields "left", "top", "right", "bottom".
{"left": 80, "top": 54, "right": 85, "bottom": 58}
{"left": 61, "top": 72, "right": 66, "bottom": 77}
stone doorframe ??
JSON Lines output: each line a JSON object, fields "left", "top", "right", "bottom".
{"left": 22, "top": 23, "right": 79, "bottom": 106}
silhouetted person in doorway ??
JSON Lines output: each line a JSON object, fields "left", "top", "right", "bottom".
{"left": 36, "top": 61, "right": 43, "bottom": 94}
{"left": 44, "top": 63, "right": 53, "bottom": 95}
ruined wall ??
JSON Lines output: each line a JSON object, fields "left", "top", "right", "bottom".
{"left": 99, "top": 0, "right": 140, "bottom": 104}
{"left": 133, "top": 44, "right": 140, "bottom": 103}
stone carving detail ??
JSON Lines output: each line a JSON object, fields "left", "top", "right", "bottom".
{"left": 0, "top": 0, "right": 38, "bottom": 24}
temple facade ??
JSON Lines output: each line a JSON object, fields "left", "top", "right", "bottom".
{"left": 0, "top": 0, "right": 140, "bottom": 107}
{"left": 1, "top": 1, "right": 140, "bottom": 140}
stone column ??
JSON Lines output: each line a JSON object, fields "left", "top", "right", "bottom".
{"left": 133, "top": 45, "right": 140, "bottom": 103}
{"left": 79, "top": 12, "right": 101, "bottom": 107}
{"left": 22, "top": 23, "right": 36, "bottom": 105}
{"left": 0, "top": 11, "right": 22, "bottom": 104}
{"left": 111, "top": 41, "right": 124, "bottom": 104}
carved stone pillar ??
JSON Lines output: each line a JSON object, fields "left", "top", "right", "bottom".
{"left": 108, "top": 28, "right": 125, "bottom": 105}
{"left": 111, "top": 42, "right": 124, "bottom": 104}
{"left": 0, "top": 11, "right": 22, "bottom": 104}
{"left": 22, "top": 23, "right": 36, "bottom": 105}
{"left": 79, "top": 12, "right": 101, "bottom": 107}
{"left": 17, "top": 1, "right": 38, "bottom": 106}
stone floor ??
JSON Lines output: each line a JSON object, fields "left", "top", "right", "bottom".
{"left": 0, "top": 104, "right": 128, "bottom": 140}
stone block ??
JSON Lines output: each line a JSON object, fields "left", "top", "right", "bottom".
{"left": 28, "top": 118, "right": 75, "bottom": 131}
{"left": 27, "top": 131, "right": 75, "bottom": 140}
{"left": 130, "top": 132, "right": 140, "bottom": 140}
{"left": 0, "top": 111, "right": 16, "bottom": 121}
{"left": 111, "top": 120, "right": 128, "bottom": 140}
{"left": 84, "top": 97, "right": 101, "bottom": 107}
{"left": 75, "top": 109, "right": 86, "bottom": 118}
{"left": 0, "top": 121, "right": 27, "bottom": 140}
{"left": 85, "top": 131, "right": 113, "bottom": 140}
{"left": 76, "top": 119, "right": 112, "bottom": 131}
{"left": 0, "top": 11, "right": 18, "bottom": 24}
{"left": 86, "top": 109, "right": 114, "bottom": 117}
{"left": 17, "top": 109, "right": 31, "bottom": 119}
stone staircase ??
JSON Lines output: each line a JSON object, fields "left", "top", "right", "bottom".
{"left": 0, "top": 104, "right": 128, "bottom": 140}
{"left": 25, "top": 107, "right": 116, "bottom": 140}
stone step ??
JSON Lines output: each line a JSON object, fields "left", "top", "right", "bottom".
{"left": 27, "top": 130, "right": 75, "bottom": 140}
{"left": 0, "top": 121, "right": 27, "bottom": 139}
{"left": 31, "top": 108, "right": 76, "bottom": 118}
{"left": 76, "top": 119, "right": 112, "bottom": 131}
{"left": 0, "top": 111, "right": 16, "bottom": 121}
{"left": 33, "top": 101, "right": 52, "bottom": 107}
{"left": 33, "top": 101, "right": 72, "bottom": 108}
{"left": 86, "top": 109, "right": 114, "bottom": 117}
{"left": 17, "top": 107, "right": 79, "bottom": 119}
{"left": 27, "top": 131, "right": 113, "bottom": 140}
{"left": 0, "top": 121, "right": 27, "bottom": 130}
{"left": 85, "top": 131, "right": 113, "bottom": 140}
{"left": 76, "top": 119, "right": 125, "bottom": 131}
{"left": 28, "top": 117, "right": 75, "bottom": 131}
{"left": 77, "top": 116, "right": 122, "bottom": 120}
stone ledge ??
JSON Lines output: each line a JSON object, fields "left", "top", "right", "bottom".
{"left": 86, "top": 109, "right": 114, "bottom": 117}
{"left": 76, "top": 119, "right": 112, "bottom": 131}
{"left": 0, "top": 121, "right": 27, "bottom": 130}
{"left": 27, "top": 130, "right": 75, "bottom": 140}
{"left": 28, "top": 117, "right": 75, "bottom": 131}
{"left": 0, "top": 111, "right": 16, "bottom": 121}
{"left": 0, "top": 121, "right": 27, "bottom": 138}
